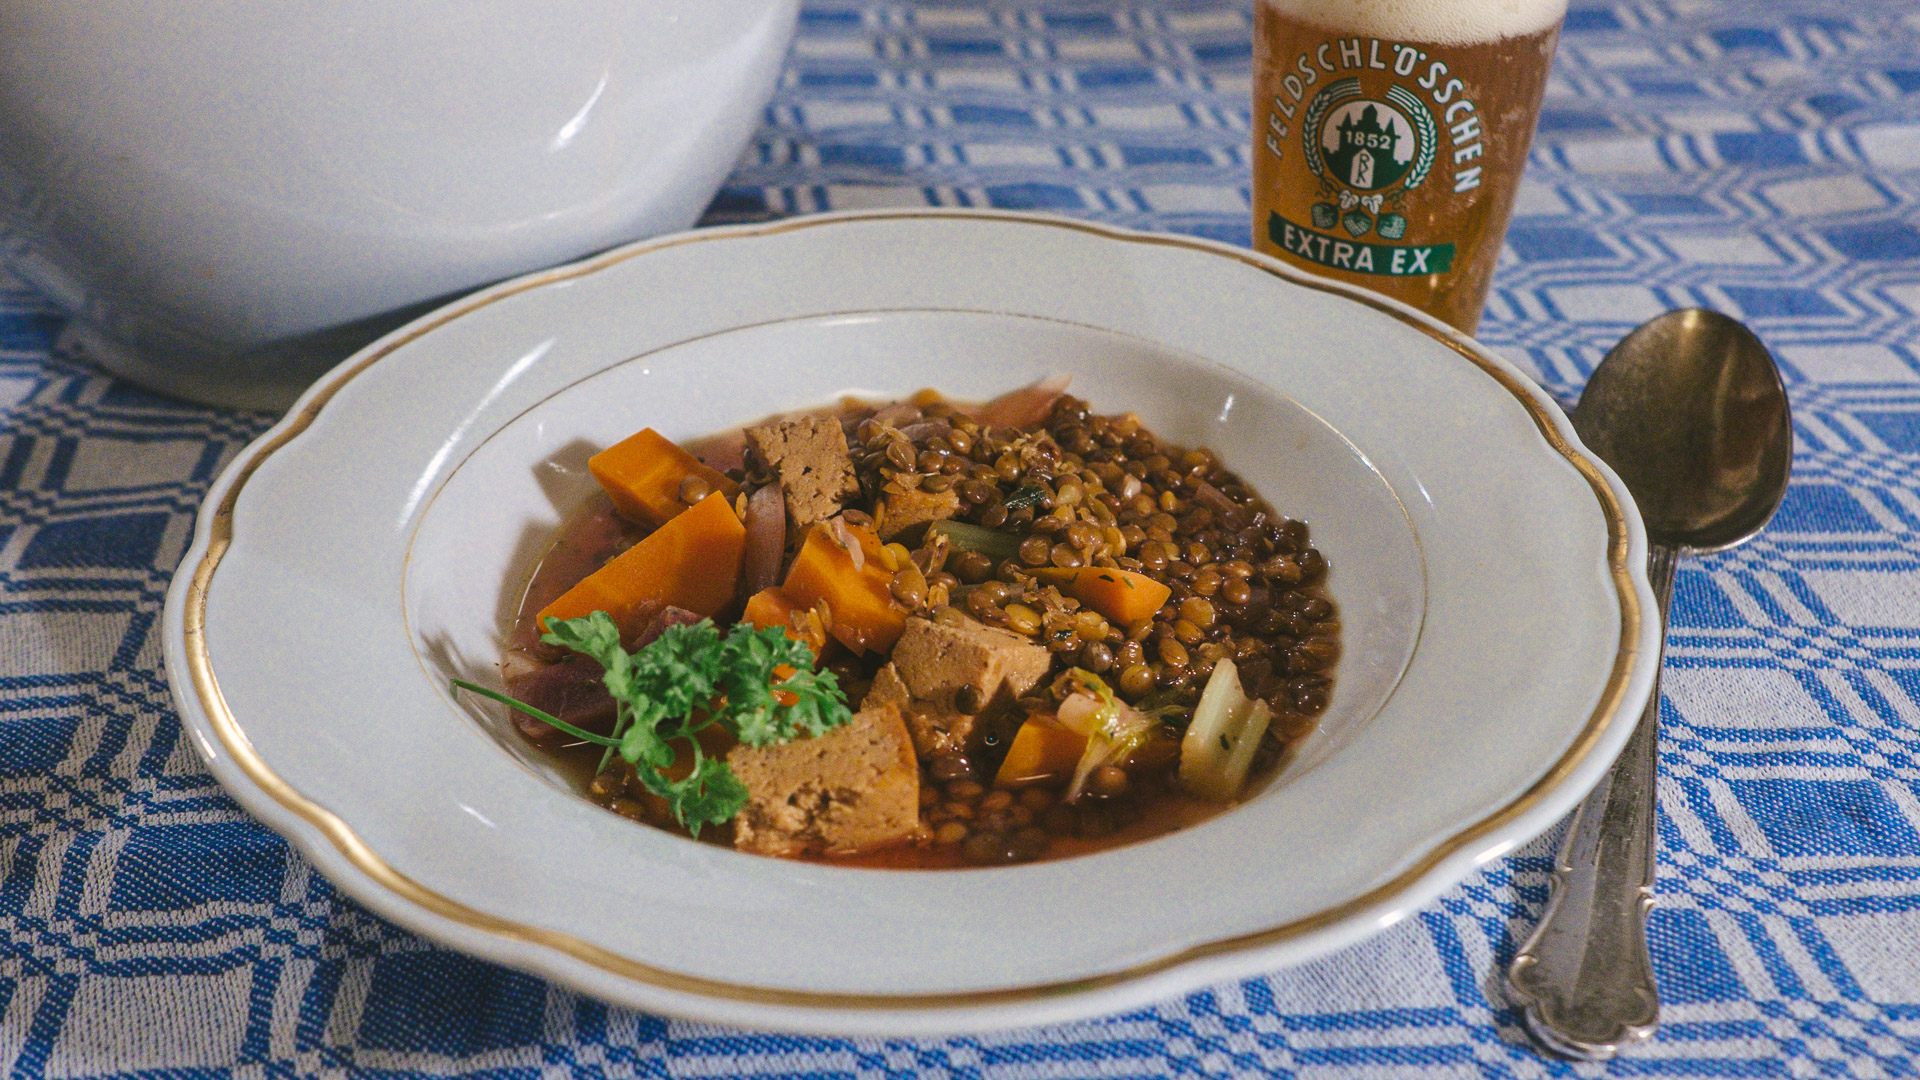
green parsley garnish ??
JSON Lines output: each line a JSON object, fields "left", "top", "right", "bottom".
{"left": 452, "top": 612, "right": 852, "bottom": 835}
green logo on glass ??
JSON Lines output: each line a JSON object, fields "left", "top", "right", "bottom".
{"left": 1299, "top": 79, "right": 1442, "bottom": 244}
{"left": 1303, "top": 79, "right": 1439, "bottom": 197}
{"left": 1322, "top": 100, "right": 1414, "bottom": 191}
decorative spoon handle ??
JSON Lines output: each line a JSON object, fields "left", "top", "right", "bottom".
{"left": 1505, "top": 543, "right": 1677, "bottom": 1059}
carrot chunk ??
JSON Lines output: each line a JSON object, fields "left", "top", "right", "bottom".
{"left": 742, "top": 587, "right": 797, "bottom": 632}
{"left": 539, "top": 491, "right": 744, "bottom": 634}
{"left": 994, "top": 718, "right": 1086, "bottom": 786}
{"left": 781, "top": 522, "right": 907, "bottom": 654}
{"left": 589, "top": 428, "right": 740, "bottom": 528}
{"left": 993, "top": 716, "right": 1181, "bottom": 787}
{"left": 1033, "top": 566, "right": 1172, "bottom": 626}
{"left": 741, "top": 586, "right": 829, "bottom": 656}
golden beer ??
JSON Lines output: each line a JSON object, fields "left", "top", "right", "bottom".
{"left": 1251, "top": 0, "right": 1565, "bottom": 333}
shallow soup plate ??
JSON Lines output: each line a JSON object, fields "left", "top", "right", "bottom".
{"left": 163, "top": 209, "right": 1658, "bottom": 1035}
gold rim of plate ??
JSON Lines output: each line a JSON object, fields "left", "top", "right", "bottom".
{"left": 180, "top": 209, "right": 1642, "bottom": 1013}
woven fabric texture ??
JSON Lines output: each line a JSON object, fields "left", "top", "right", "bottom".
{"left": 2, "top": 0, "right": 1919, "bottom": 1074}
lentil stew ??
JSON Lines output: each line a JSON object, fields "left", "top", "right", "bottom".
{"left": 494, "top": 380, "right": 1339, "bottom": 867}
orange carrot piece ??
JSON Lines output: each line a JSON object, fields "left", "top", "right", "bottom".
{"left": 741, "top": 587, "right": 828, "bottom": 656}
{"left": 781, "top": 522, "right": 907, "bottom": 654}
{"left": 589, "top": 428, "right": 740, "bottom": 528}
{"left": 628, "top": 726, "right": 741, "bottom": 823}
{"left": 539, "top": 491, "right": 744, "bottom": 634}
{"left": 742, "top": 587, "right": 797, "bottom": 632}
{"left": 994, "top": 716, "right": 1181, "bottom": 787}
{"left": 1034, "top": 566, "right": 1172, "bottom": 625}
{"left": 994, "top": 719, "right": 1087, "bottom": 786}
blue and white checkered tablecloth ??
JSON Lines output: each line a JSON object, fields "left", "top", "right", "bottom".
{"left": 3, "top": 0, "right": 1919, "bottom": 1074}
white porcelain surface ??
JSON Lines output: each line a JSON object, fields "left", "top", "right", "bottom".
{"left": 0, "top": 0, "right": 797, "bottom": 409}
{"left": 163, "top": 210, "right": 1659, "bottom": 1035}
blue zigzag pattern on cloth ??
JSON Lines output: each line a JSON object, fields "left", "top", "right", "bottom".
{"left": 2, "top": 0, "right": 1919, "bottom": 1074}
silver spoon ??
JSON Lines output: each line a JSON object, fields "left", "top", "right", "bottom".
{"left": 1504, "top": 309, "right": 1792, "bottom": 1059}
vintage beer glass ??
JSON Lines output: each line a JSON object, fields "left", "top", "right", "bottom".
{"left": 1251, "top": 0, "right": 1567, "bottom": 333}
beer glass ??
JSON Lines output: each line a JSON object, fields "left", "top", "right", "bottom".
{"left": 1251, "top": 0, "right": 1567, "bottom": 333}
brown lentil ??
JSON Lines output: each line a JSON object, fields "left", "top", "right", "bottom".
{"left": 1018, "top": 535, "right": 1051, "bottom": 566}
{"left": 954, "top": 684, "right": 985, "bottom": 714}
{"left": 890, "top": 564, "right": 927, "bottom": 608}
{"left": 1088, "top": 765, "right": 1129, "bottom": 797}
{"left": 962, "top": 833, "right": 1005, "bottom": 864}
{"left": 1180, "top": 597, "right": 1216, "bottom": 628}
{"left": 953, "top": 550, "right": 994, "bottom": 584}
{"left": 1158, "top": 638, "right": 1190, "bottom": 667}
{"left": 1004, "top": 603, "right": 1042, "bottom": 636}
{"left": 1119, "top": 663, "right": 1155, "bottom": 697}
{"left": 1010, "top": 828, "right": 1050, "bottom": 859}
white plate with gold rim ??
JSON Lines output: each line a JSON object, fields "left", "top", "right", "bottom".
{"left": 162, "top": 209, "right": 1657, "bottom": 1035}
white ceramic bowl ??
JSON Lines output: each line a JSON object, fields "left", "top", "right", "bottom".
{"left": 162, "top": 210, "right": 1659, "bottom": 1035}
{"left": 0, "top": 0, "right": 797, "bottom": 410}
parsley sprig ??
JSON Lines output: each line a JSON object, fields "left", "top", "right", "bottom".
{"left": 453, "top": 612, "right": 852, "bottom": 835}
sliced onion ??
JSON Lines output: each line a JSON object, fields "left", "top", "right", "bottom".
{"left": 502, "top": 653, "right": 615, "bottom": 743}
{"left": 1222, "top": 701, "right": 1271, "bottom": 791}
{"left": 1194, "top": 481, "right": 1249, "bottom": 531}
{"left": 1119, "top": 473, "right": 1143, "bottom": 501}
{"left": 1056, "top": 691, "right": 1104, "bottom": 736}
{"left": 1180, "top": 658, "right": 1268, "bottom": 801}
{"left": 500, "top": 647, "right": 543, "bottom": 683}
{"left": 871, "top": 402, "right": 922, "bottom": 428}
{"left": 830, "top": 515, "right": 865, "bottom": 572}
{"left": 899, "top": 418, "right": 952, "bottom": 443}
{"left": 966, "top": 373, "right": 1070, "bottom": 430}
{"left": 741, "top": 483, "right": 787, "bottom": 599}
{"left": 1058, "top": 685, "right": 1157, "bottom": 802}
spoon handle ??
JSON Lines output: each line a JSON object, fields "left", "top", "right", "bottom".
{"left": 1505, "top": 542, "right": 1677, "bottom": 1059}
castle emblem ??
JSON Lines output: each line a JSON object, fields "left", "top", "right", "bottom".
{"left": 1301, "top": 78, "right": 1438, "bottom": 238}
{"left": 1326, "top": 102, "right": 1413, "bottom": 191}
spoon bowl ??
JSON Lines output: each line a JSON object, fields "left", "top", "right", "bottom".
{"left": 1571, "top": 309, "right": 1792, "bottom": 553}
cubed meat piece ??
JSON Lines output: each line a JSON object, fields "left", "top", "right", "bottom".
{"left": 863, "top": 662, "right": 911, "bottom": 712}
{"left": 728, "top": 704, "right": 920, "bottom": 857}
{"left": 892, "top": 615, "right": 1053, "bottom": 709}
{"left": 878, "top": 485, "right": 961, "bottom": 540}
{"left": 744, "top": 417, "right": 859, "bottom": 529}
{"left": 863, "top": 662, "right": 959, "bottom": 759}
{"left": 877, "top": 616, "right": 1053, "bottom": 755}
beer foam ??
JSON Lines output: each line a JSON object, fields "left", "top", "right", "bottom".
{"left": 1264, "top": 0, "right": 1568, "bottom": 45}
